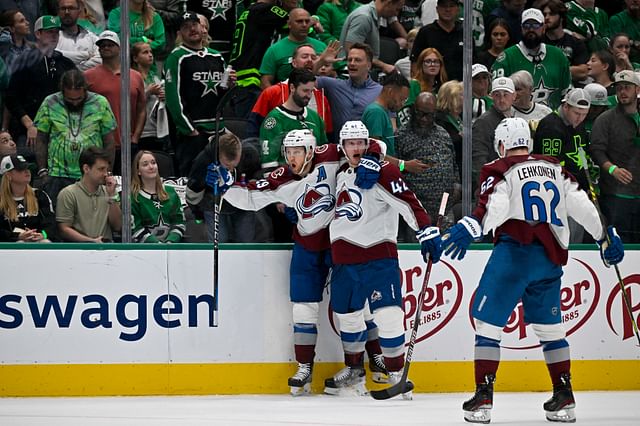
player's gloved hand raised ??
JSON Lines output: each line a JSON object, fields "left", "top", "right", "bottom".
{"left": 416, "top": 225, "right": 442, "bottom": 263}
{"left": 597, "top": 226, "right": 624, "bottom": 267}
{"left": 205, "top": 162, "right": 234, "bottom": 194}
{"left": 284, "top": 207, "right": 298, "bottom": 224}
{"left": 355, "top": 154, "right": 381, "bottom": 189}
{"left": 441, "top": 216, "right": 482, "bottom": 261}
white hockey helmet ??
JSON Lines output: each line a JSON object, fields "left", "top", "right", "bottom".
{"left": 281, "top": 129, "right": 316, "bottom": 173}
{"left": 339, "top": 120, "right": 369, "bottom": 148}
{"left": 493, "top": 117, "right": 532, "bottom": 158}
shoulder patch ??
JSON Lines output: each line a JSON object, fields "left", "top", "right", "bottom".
{"left": 315, "top": 144, "right": 329, "bottom": 154}
{"left": 270, "top": 166, "right": 286, "bottom": 179}
{"left": 263, "top": 117, "right": 277, "bottom": 130}
{"left": 496, "top": 52, "right": 506, "bottom": 62}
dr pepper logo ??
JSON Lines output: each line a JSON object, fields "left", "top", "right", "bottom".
{"left": 469, "top": 258, "right": 600, "bottom": 350}
{"left": 401, "top": 259, "right": 463, "bottom": 344}
{"left": 606, "top": 273, "right": 640, "bottom": 343}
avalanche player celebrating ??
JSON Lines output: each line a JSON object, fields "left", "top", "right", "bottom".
{"left": 213, "top": 126, "right": 386, "bottom": 396}
{"left": 441, "top": 117, "right": 624, "bottom": 424}
{"left": 325, "top": 121, "right": 443, "bottom": 397}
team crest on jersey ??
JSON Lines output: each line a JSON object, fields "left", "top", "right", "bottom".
{"left": 296, "top": 183, "right": 335, "bottom": 219}
{"left": 203, "top": 0, "right": 232, "bottom": 20}
{"left": 263, "top": 117, "right": 277, "bottom": 130}
{"left": 335, "top": 184, "right": 363, "bottom": 221}
{"left": 315, "top": 144, "right": 329, "bottom": 154}
{"left": 532, "top": 77, "right": 554, "bottom": 105}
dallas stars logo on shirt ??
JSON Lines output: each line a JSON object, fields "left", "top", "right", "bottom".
{"left": 203, "top": 0, "right": 232, "bottom": 20}
{"left": 192, "top": 70, "right": 224, "bottom": 97}
{"left": 532, "top": 77, "right": 555, "bottom": 105}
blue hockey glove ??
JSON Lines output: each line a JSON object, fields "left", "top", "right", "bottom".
{"left": 284, "top": 206, "right": 298, "bottom": 224}
{"left": 597, "top": 226, "right": 624, "bottom": 267}
{"left": 355, "top": 155, "right": 381, "bottom": 189}
{"left": 416, "top": 226, "right": 443, "bottom": 263}
{"left": 441, "top": 216, "right": 483, "bottom": 261}
{"left": 205, "top": 162, "right": 234, "bottom": 194}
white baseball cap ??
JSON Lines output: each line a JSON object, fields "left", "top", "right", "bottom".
{"left": 583, "top": 83, "right": 609, "bottom": 106}
{"left": 96, "top": 30, "right": 120, "bottom": 47}
{"left": 491, "top": 77, "right": 515, "bottom": 94}
{"left": 521, "top": 8, "right": 545, "bottom": 25}
{"left": 472, "top": 64, "right": 490, "bottom": 78}
{"left": 562, "top": 88, "right": 591, "bottom": 109}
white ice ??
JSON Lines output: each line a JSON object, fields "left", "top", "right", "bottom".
{"left": 1, "top": 392, "right": 639, "bottom": 426}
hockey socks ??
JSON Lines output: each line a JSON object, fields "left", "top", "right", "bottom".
{"left": 473, "top": 335, "right": 500, "bottom": 385}
{"left": 293, "top": 322, "right": 317, "bottom": 364}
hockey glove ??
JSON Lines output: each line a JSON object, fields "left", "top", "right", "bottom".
{"left": 284, "top": 207, "right": 298, "bottom": 224}
{"left": 597, "top": 226, "right": 624, "bottom": 267}
{"left": 441, "top": 216, "right": 483, "bottom": 261}
{"left": 416, "top": 225, "right": 443, "bottom": 263}
{"left": 355, "top": 155, "right": 381, "bottom": 190}
{"left": 205, "top": 162, "right": 234, "bottom": 194}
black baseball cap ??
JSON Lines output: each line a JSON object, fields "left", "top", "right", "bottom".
{"left": 0, "top": 154, "right": 30, "bottom": 175}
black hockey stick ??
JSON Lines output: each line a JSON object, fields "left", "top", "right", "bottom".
{"left": 210, "top": 84, "right": 238, "bottom": 327}
{"left": 577, "top": 148, "right": 640, "bottom": 346}
{"left": 371, "top": 192, "right": 449, "bottom": 400}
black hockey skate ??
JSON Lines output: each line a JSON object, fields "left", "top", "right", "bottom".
{"left": 324, "top": 365, "right": 367, "bottom": 396}
{"left": 544, "top": 373, "right": 576, "bottom": 423}
{"left": 288, "top": 363, "right": 313, "bottom": 396}
{"left": 463, "top": 374, "right": 495, "bottom": 424}
{"left": 369, "top": 353, "right": 389, "bottom": 384}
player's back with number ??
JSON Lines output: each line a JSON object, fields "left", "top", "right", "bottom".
{"left": 476, "top": 153, "right": 600, "bottom": 265}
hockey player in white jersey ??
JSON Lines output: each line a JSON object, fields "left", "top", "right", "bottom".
{"left": 213, "top": 127, "right": 387, "bottom": 395}
{"left": 324, "top": 123, "right": 443, "bottom": 397}
{"left": 441, "top": 117, "right": 624, "bottom": 423}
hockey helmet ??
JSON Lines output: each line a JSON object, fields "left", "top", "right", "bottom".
{"left": 339, "top": 121, "right": 369, "bottom": 147}
{"left": 493, "top": 117, "right": 532, "bottom": 158}
{"left": 281, "top": 129, "right": 316, "bottom": 173}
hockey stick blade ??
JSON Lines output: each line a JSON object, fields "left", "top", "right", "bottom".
{"left": 370, "top": 379, "right": 415, "bottom": 400}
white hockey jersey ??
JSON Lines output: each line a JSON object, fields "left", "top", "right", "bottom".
{"left": 474, "top": 154, "right": 604, "bottom": 265}
{"left": 330, "top": 161, "right": 432, "bottom": 264}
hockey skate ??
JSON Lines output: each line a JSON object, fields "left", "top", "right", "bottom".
{"left": 323, "top": 366, "right": 367, "bottom": 396}
{"left": 288, "top": 363, "right": 313, "bottom": 396}
{"left": 388, "top": 370, "right": 414, "bottom": 400}
{"left": 543, "top": 373, "right": 576, "bottom": 423}
{"left": 369, "top": 353, "right": 389, "bottom": 384}
{"left": 463, "top": 374, "right": 495, "bottom": 424}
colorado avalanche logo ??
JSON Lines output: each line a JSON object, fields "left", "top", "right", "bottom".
{"left": 296, "top": 183, "right": 335, "bottom": 219}
{"left": 335, "top": 184, "right": 363, "bottom": 221}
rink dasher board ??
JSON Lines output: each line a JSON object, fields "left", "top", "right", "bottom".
{"left": 0, "top": 244, "right": 638, "bottom": 396}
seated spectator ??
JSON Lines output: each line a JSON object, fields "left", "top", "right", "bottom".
{"left": 0, "top": 9, "right": 34, "bottom": 72}
{"left": 475, "top": 17, "right": 511, "bottom": 70}
{"left": 361, "top": 72, "right": 410, "bottom": 156}
{"left": 434, "top": 80, "right": 463, "bottom": 174}
{"left": 107, "top": 0, "right": 166, "bottom": 61}
{"left": 0, "top": 154, "right": 55, "bottom": 242}
{"left": 588, "top": 50, "right": 616, "bottom": 95}
{"left": 610, "top": 33, "right": 640, "bottom": 73}
{"left": 0, "top": 130, "right": 16, "bottom": 156}
{"left": 583, "top": 82, "right": 609, "bottom": 135}
{"left": 471, "top": 64, "right": 493, "bottom": 121}
{"left": 510, "top": 70, "right": 552, "bottom": 135}
{"left": 487, "top": 0, "right": 526, "bottom": 47}
{"left": 4, "top": 15, "right": 76, "bottom": 153}
{"left": 259, "top": 68, "right": 328, "bottom": 171}
{"left": 259, "top": 8, "right": 326, "bottom": 89}
{"left": 395, "top": 92, "right": 459, "bottom": 241}
{"left": 56, "top": 0, "right": 102, "bottom": 71}
{"left": 395, "top": 28, "right": 419, "bottom": 81}
{"left": 35, "top": 69, "right": 116, "bottom": 206}
{"left": 56, "top": 146, "right": 121, "bottom": 242}
{"left": 131, "top": 41, "right": 169, "bottom": 152}
{"left": 248, "top": 44, "right": 333, "bottom": 139}
{"left": 410, "top": 47, "right": 447, "bottom": 99}
{"left": 131, "top": 150, "right": 185, "bottom": 243}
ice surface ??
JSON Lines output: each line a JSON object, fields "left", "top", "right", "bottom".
{"left": 1, "top": 392, "right": 638, "bottom": 425}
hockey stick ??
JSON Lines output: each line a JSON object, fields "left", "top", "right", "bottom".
{"left": 211, "top": 85, "right": 238, "bottom": 327}
{"left": 371, "top": 192, "right": 449, "bottom": 400}
{"left": 577, "top": 148, "right": 640, "bottom": 346}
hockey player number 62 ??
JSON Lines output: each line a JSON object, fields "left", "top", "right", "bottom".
{"left": 521, "top": 181, "right": 562, "bottom": 226}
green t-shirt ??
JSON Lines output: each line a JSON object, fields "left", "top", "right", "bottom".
{"left": 259, "top": 105, "right": 328, "bottom": 169}
{"left": 107, "top": 8, "right": 166, "bottom": 56}
{"left": 610, "top": 11, "right": 640, "bottom": 62}
{"left": 362, "top": 102, "right": 395, "bottom": 156}
{"left": 566, "top": 1, "right": 610, "bottom": 53}
{"left": 34, "top": 92, "right": 117, "bottom": 179}
{"left": 259, "top": 37, "right": 327, "bottom": 84}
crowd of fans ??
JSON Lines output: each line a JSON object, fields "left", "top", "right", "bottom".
{"left": 0, "top": 0, "right": 638, "bottom": 244}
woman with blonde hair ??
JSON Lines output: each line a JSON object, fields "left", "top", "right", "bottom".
{"left": 131, "top": 150, "right": 185, "bottom": 243}
{"left": 407, "top": 47, "right": 448, "bottom": 104}
{"left": 435, "top": 80, "right": 463, "bottom": 175}
{"left": 0, "top": 155, "right": 54, "bottom": 242}
{"left": 107, "top": 0, "right": 166, "bottom": 58}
